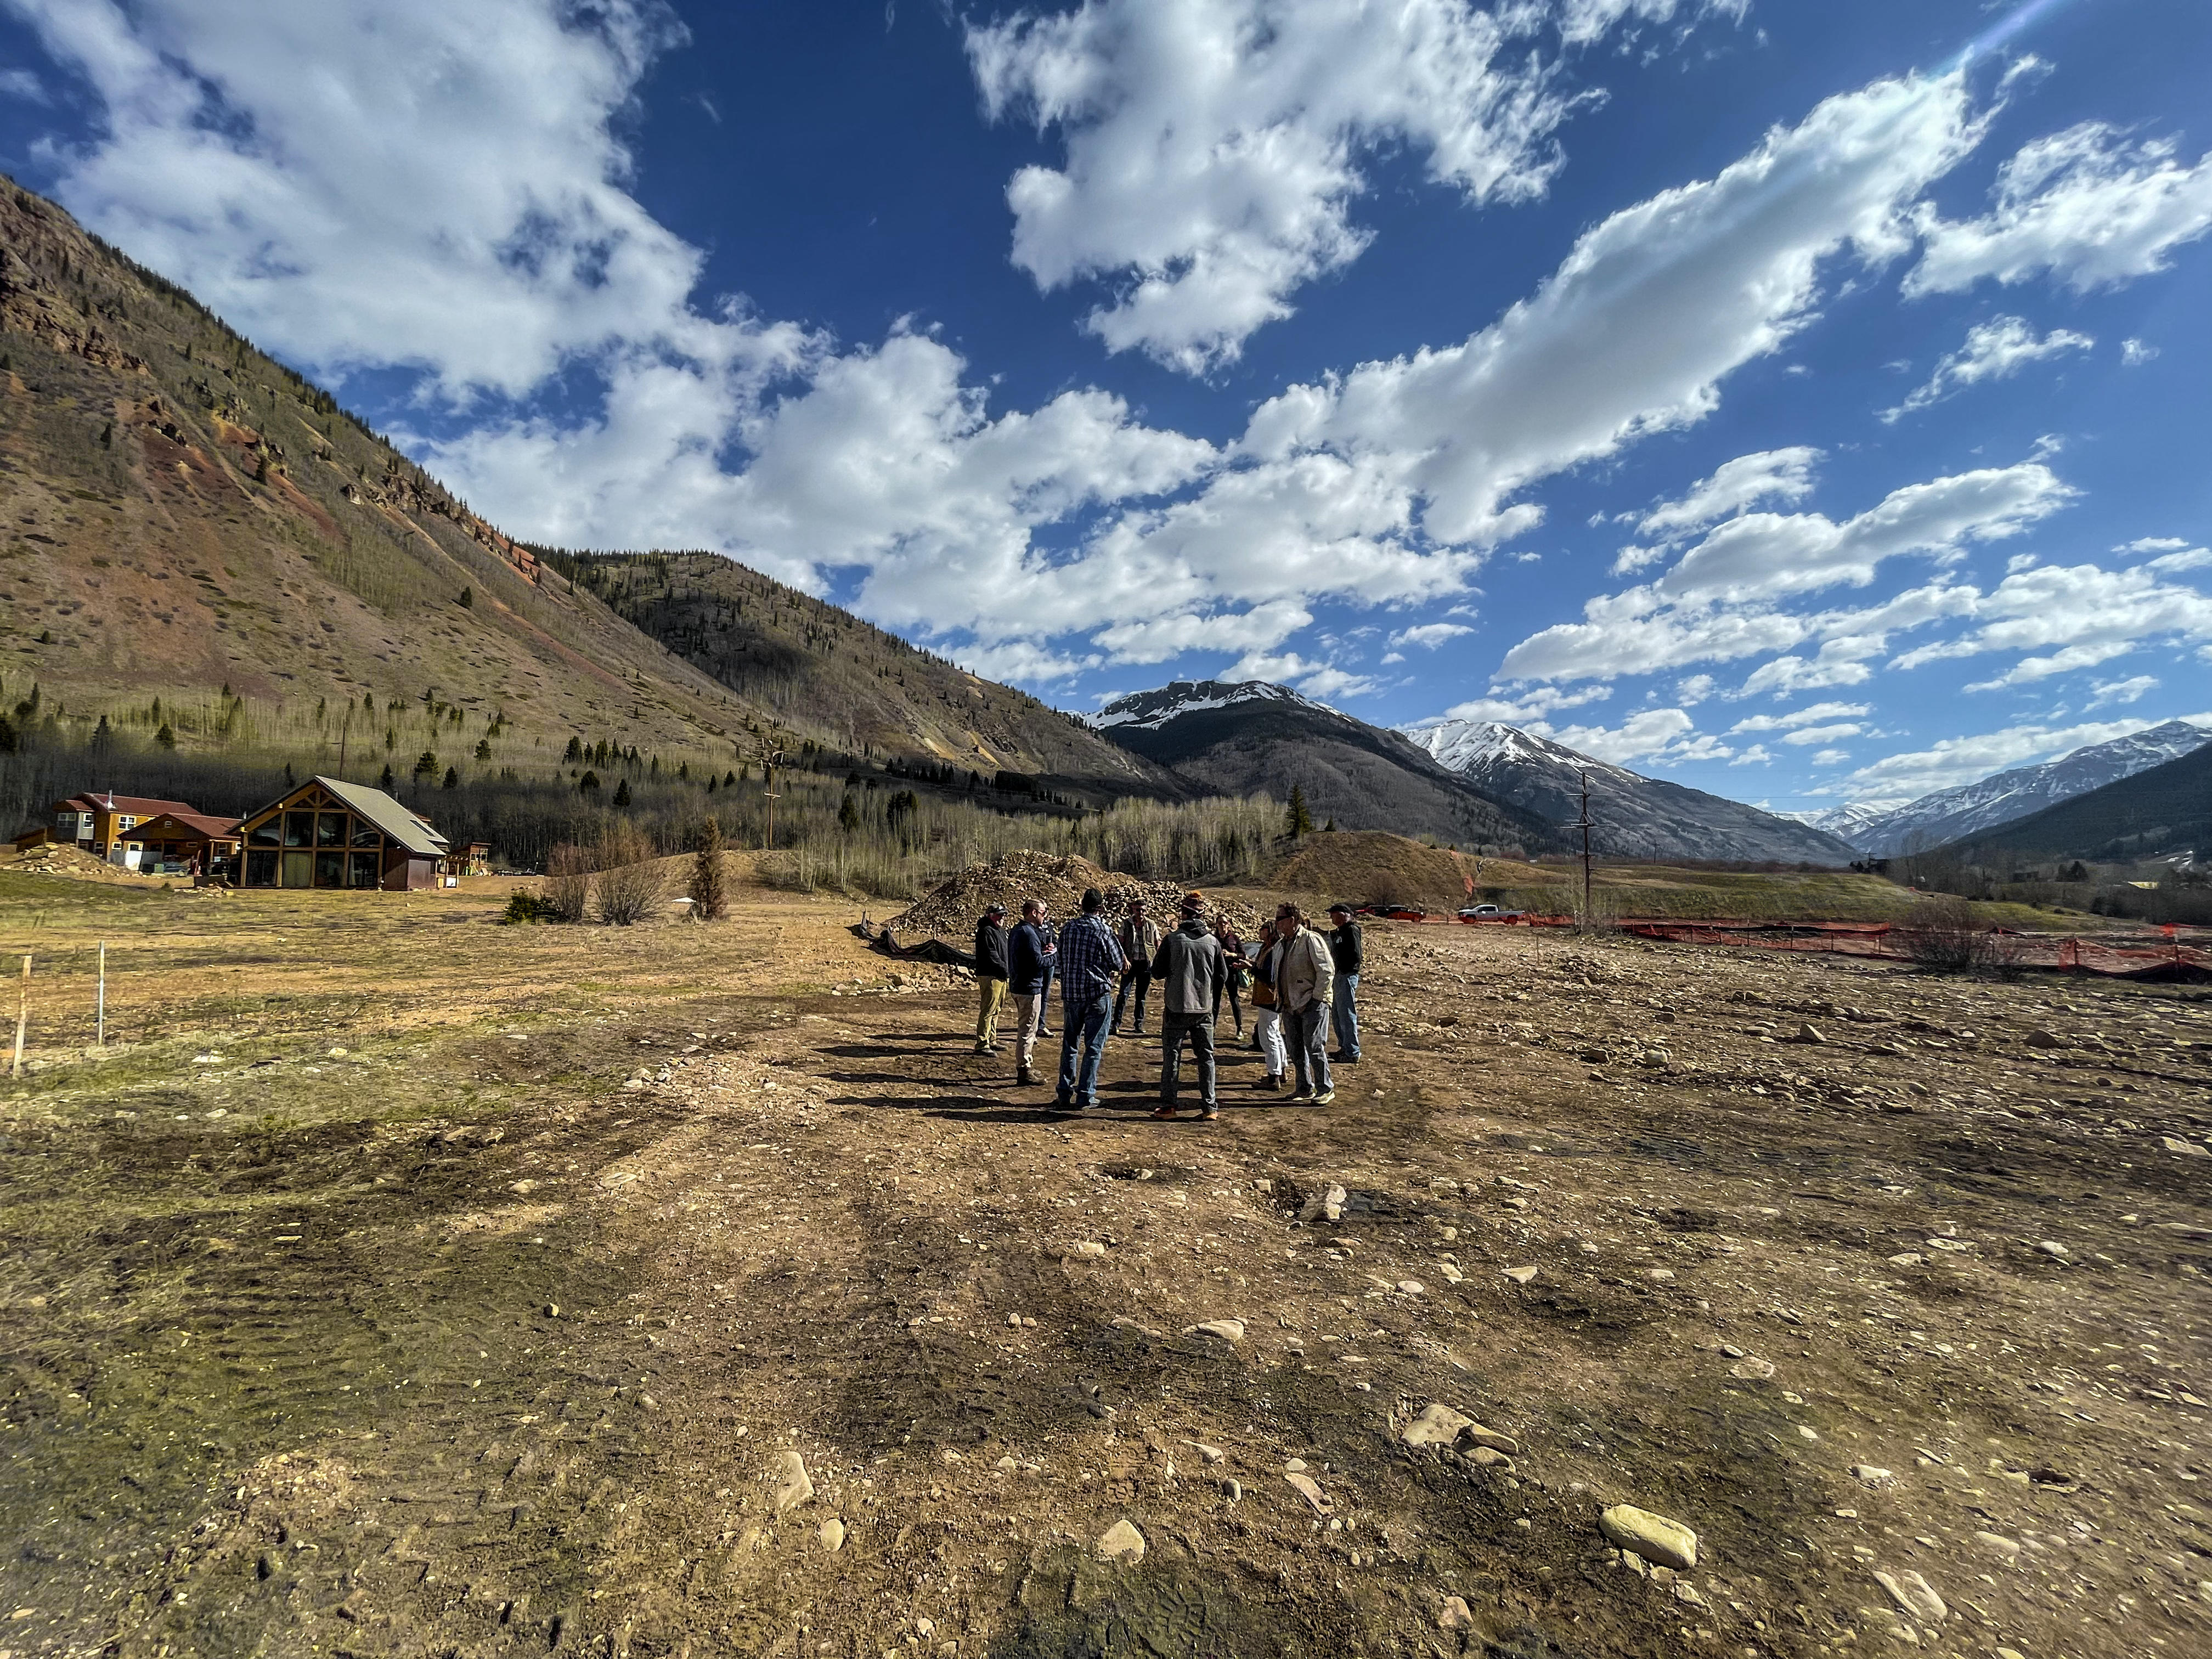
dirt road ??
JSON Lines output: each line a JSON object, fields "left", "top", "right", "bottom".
{"left": 2, "top": 875, "right": 2208, "bottom": 1657}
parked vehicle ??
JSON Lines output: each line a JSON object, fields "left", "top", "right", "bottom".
{"left": 1457, "top": 903, "right": 1521, "bottom": 921}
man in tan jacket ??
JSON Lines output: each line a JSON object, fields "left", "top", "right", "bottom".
{"left": 1272, "top": 902, "right": 1335, "bottom": 1103}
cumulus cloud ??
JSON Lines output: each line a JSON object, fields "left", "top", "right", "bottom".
{"left": 967, "top": 0, "right": 1627, "bottom": 373}
{"left": 1542, "top": 707, "right": 1714, "bottom": 764}
{"left": 1500, "top": 459, "right": 2067, "bottom": 682}
{"left": 9, "top": 0, "right": 791, "bottom": 400}
{"left": 1893, "top": 561, "right": 2212, "bottom": 686}
{"left": 1730, "top": 700, "right": 1871, "bottom": 733}
{"left": 1417, "top": 684, "right": 1614, "bottom": 726}
{"left": 1638, "top": 447, "right": 1821, "bottom": 539}
{"left": 1390, "top": 622, "right": 1476, "bottom": 649}
{"left": 1906, "top": 121, "right": 2212, "bottom": 296}
{"left": 2121, "top": 337, "right": 2158, "bottom": 365}
{"left": 2088, "top": 674, "right": 2158, "bottom": 708}
{"left": 1879, "top": 314, "right": 2091, "bottom": 421}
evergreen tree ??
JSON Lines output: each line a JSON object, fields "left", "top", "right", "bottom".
{"left": 379, "top": 763, "right": 396, "bottom": 792}
{"left": 688, "top": 817, "right": 727, "bottom": 921}
{"left": 412, "top": 749, "right": 438, "bottom": 782}
{"left": 458, "top": 586, "right": 473, "bottom": 608}
{"left": 442, "top": 766, "right": 459, "bottom": 789}
{"left": 155, "top": 723, "right": 176, "bottom": 750}
{"left": 838, "top": 792, "right": 861, "bottom": 833}
{"left": 578, "top": 770, "right": 601, "bottom": 795}
{"left": 612, "top": 778, "right": 633, "bottom": 807}
{"left": 475, "top": 737, "right": 493, "bottom": 761}
{"left": 1286, "top": 784, "right": 1314, "bottom": 839}
{"left": 563, "top": 735, "right": 583, "bottom": 762}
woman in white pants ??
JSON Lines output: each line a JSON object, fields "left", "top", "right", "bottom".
{"left": 1248, "top": 919, "right": 1289, "bottom": 1091}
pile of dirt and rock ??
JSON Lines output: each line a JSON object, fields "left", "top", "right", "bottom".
{"left": 0, "top": 842, "right": 177, "bottom": 887}
{"left": 889, "top": 849, "right": 1265, "bottom": 940}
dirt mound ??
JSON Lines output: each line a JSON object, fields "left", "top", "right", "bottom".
{"left": 1271, "top": 830, "right": 1548, "bottom": 911}
{"left": 889, "top": 849, "right": 1264, "bottom": 940}
{"left": 1, "top": 842, "right": 179, "bottom": 887}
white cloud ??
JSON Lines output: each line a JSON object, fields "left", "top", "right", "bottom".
{"left": 1673, "top": 673, "right": 1715, "bottom": 704}
{"left": 1893, "top": 561, "right": 2212, "bottom": 684}
{"left": 2121, "top": 337, "right": 2158, "bottom": 365}
{"left": 1809, "top": 748, "right": 1851, "bottom": 766}
{"left": 1424, "top": 684, "right": 1613, "bottom": 726}
{"left": 1879, "top": 314, "right": 2091, "bottom": 421}
{"left": 1390, "top": 622, "right": 1475, "bottom": 649}
{"left": 2148, "top": 547, "right": 2212, "bottom": 574}
{"left": 1780, "top": 722, "right": 1864, "bottom": 746}
{"left": 2089, "top": 674, "right": 2158, "bottom": 708}
{"left": 1500, "top": 459, "right": 2067, "bottom": 682}
{"left": 1638, "top": 446, "right": 1821, "bottom": 539}
{"left": 1736, "top": 651, "right": 1872, "bottom": 696}
{"left": 0, "top": 66, "right": 48, "bottom": 102}
{"left": 1728, "top": 743, "right": 1773, "bottom": 765}
{"left": 1730, "top": 701, "right": 1871, "bottom": 733}
{"left": 1836, "top": 717, "right": 2189, "bottom": 798}
{"left": 1544, "top": 707, "right": 1703, "bottom": 764}
{"left": 1906, "top": 121, "right": 2212, "bottom": 296}
{"left": 2116, "top": 535, "right": 2190, "bottom": 553}
{"left": 10, "top": 0, "right": 793, "bottom": 400}
{"left": 1221, "top": 650, "right": 1377, "bottom": 700}
{"left": 965, "top": 0, "right": 1645, "bottom": 373}
{"left": 1656, "top": 461, "right": 2071, "bottom": 603}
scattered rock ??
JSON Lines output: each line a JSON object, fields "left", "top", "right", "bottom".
{"left": 1729, "top": 1357, "right": 1775, "bottom": 1381}
{"left": 1437, "top": 1262, "right": 1464, "bottom": 1284}
{"left": 1074, "top": 1240, "right": 1109, "bottom": 1257}
{"left": 1285, "top": 1471, "right": 1329, "bottom": 1513}
{"left": 2035, "top": 1240, "right": 2071, "bottom": 1261}
{"left": 818, "top": 1517, "right": 845, "bottom": 1552}
{"left": 1852, "top": 1465, "right": 1894, "bottom": 1485}
{"left": 770, "top": 1449, "right": 814, "bottom": 1515}
{"left": 1300, "top": 1182, "right": 1348, "bottom": 1223}
{"left": 1465, "top": 1425, "right": 1520, "bottom": 1454}
{"left": 1403, "top": 1403, "right": 1475, "bottom": 1449}
{"left": 2162, "top": 1136, "right": 2209, "bottom": 1159}
{"left": 1974, "top": 1531, "right": 2021, "bottom": 1561}
{"left": 1873, "top": 1568, "right": 1946, "bottom": 1623}
{"left": 1503, "top": 1265, "right": 1539, "bottom": 1285}
{"left": 1096, "top": 1519, "right": 1146, "bottom": 1565}
{"left": 1438, "top": 1597, "right": 1475, "bottom": 1631}
{"left": 1796, "top": 1023, "right": 1825, "bottom": 1044}
{"left": 1181, "top": 1440, "right": 1224, "bottom": 1464}
{"left": 1187, "top": 1319, "right": 1245, "bottom": 1344}
{"left": 2025, "top": 1029, "right": 2066, "bottom": 1048}
{"left": 1396, "top": 1280, "right": 1425, "bottom": 1295}
{"left": 1599, "top": 1504, "right": 1698, "bottom": 1571}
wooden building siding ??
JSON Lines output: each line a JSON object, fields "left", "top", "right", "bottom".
{"left": 233, "top": 780, "right": 448, "bottom": 892}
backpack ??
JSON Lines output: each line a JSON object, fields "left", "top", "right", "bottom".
{"left": 1249, "top": 941, "right": 1279, "bottom": 1007}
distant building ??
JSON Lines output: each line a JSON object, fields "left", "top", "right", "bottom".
{"left": 233, "top": 776, "right": 450, "bottom": 891}
{"left": 123, "top": 811, "right": 244, "bottom": 878}
{"left": 442, "top": 841, "right": 493, "bottom": 878}
{"left": 49, "top": 792, "right": 197, "bottom": 857}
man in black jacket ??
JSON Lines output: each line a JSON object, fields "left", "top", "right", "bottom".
{"left": 1325, "top": 902, "right": 1363, "bottom": 1063}
{"left": 973, "top": 902, "right": 1011, "bottom": 1055}
{"left": 1150, "top": 893, "right": 1227, "bottom": 1119}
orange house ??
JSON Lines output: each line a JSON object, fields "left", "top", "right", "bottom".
{"left": 123, "top": 811, "right": 244, "bottom": 877}
{"left": 49, "top": 792, "right": 197, "bottom": 856}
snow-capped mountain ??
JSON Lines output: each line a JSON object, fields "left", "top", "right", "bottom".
{"left": 1092, "top": 681, "right": 1553, "bottom": 850}
{"left": 1400, "top": 719, "right": 1858, "bottom": 865}
{"left": 1090, "top": 679, "right": 1331, "bottom": 731}
{"left": 1819, "top": 719, "right": 2212, "bottom": 856}
{"left": 1773, "top": 802, "right": 1912, "bottom": 843}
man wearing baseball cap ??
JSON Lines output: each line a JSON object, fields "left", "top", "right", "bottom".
{"left": 973, "top": 901, "right": 1012, "bottom": 1056}
{"left": 1324, "top": 902, "right": 1363, "bottom": 1064}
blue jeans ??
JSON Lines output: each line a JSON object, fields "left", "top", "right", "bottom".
{"left": 1056, "top": 991, "right": 1113, "bottom": 1106}
{"left": 1331, "top": 973, "right": 1361, "bottom": 1059}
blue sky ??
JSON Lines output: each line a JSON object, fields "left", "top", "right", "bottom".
{"left": 2, "top": 0, "right": 2208, "bottom": 811}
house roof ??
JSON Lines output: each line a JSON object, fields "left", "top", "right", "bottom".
{"left": 242, "top": 776, "right": 449, "bottom": 857}
{"left": 129, "top": 810, "right": 242, "bottom": 841}
{"left": 53, "top": 793, "right": 196, "bottom": 818}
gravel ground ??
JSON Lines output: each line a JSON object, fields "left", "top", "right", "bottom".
{"left": 3, "top": 891, "right": 2209, "bottom": 1658}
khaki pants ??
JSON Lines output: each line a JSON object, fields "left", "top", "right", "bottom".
{"left": 976, "top": 977, "right": 1009, "bottom": 1049}
{"left": 1012, "top": 992, "right": 1045, "bottom": 1070}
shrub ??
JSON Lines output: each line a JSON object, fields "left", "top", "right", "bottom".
{"left": 501, "top": 888, "right": 555, "bottom": 924}
{"left": 542, "top": 843, "right": 591, "bottom": 923}
{"left": 1899, "top": 894, "right": 1995, "bottom": 972}
{"left": 593, "top": 823, "right": 664, "bottom": 925}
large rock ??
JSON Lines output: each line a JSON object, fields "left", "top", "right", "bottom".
{"left": 1402, "top": 1403, "right": 1474, "bottom": 1448}
{"left": 770, "top": 1449, "right": 814, "bottom": 1515}
{"left": 1599, "top": 1504, "right": 1698, "bottom": 1571}
{"left": 1096, "top": 1519, "right": 1146, "bottom": 1565}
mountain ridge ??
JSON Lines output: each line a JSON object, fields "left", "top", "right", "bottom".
{"left": 1401, "top": 718, "right": 1858, "bottom": 865}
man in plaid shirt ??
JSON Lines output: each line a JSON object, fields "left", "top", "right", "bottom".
{"left": 1052, "top": 885, "right": 1125, "bottom": 1111}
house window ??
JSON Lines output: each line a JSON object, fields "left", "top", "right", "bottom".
{"left": 246, "top": 817, "right": 280, "bottom": 848}
{"left": 314, "top": 849, "right": 346, "bottom": 887}
{"left": 244, "top": 850, "right": 278, "bottom": 887}
{"left": 348, "top": 849, "right": 381, "bottom": 888}
{"left": 317, "top": 811, "right": 347, "bottom": 848}
{"left": 283, "top": 811, "right": 314, "bottom": 849}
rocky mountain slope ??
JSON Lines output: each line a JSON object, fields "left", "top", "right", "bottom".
{"left": 1401, "top": 719, "right": 1857, "bottom": 864}
{"left": 1093, "top": 681, "right": 1555, "bottom": 851}
{"left": 1943, "top": 737, "right": 2212, "bottom": 865}
{"left": 552, "top": 552, "right": 1176, "bottom": 799}
{"left": 1808, "top": 720, "right": 2212, "bottom": 856}
{"left": 0, "top": 175, "right": 1171, "bottom": 800}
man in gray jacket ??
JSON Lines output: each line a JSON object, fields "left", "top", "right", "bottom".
{"left": 1272, "top": 902, "right": 1336, "bottom": 1104}
{"left": 1150, "top": 892, "right": 1226, "bottom": 1119}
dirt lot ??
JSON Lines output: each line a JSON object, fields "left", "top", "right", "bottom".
{"left": 2, "top": 864, "right": 2209, "bottom": 1659}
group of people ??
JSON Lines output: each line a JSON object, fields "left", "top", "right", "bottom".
{"left": 970, "top": 887, "right": 1363, "bottom": 1119}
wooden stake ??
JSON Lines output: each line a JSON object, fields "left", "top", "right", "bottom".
{"left": 97, "top": 942, "right": 106, "bottom": 1049}
{"left": 12, "top": 954, "right": 27, "bottom": 1078}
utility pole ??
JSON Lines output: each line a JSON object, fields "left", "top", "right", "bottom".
{"left": 761, "top": 746, "right": 785, "bottom": 851}
{"left": 1572, "top": 769, "right": 1595, "bottom": 924}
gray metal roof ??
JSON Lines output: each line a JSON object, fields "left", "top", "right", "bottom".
{"left": 244, "top": 776, "right": 450, "bottom": 857}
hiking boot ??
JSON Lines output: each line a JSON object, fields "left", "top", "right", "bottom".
{"left": 1017, "top": 1065, "right": 1039, "bottom": 1086}
{"left": 1150, "top": 1104, "right": 1180, "bottom": 1120}
{"left": 1198, "top": 1102, "right": 1218, "bottom": 1120}
{"left": 1310, "top": 1088, "right": 1336, "bottom": 1105}
{"left": 1255, "top": 1074, "right": 1281, "bottom": 1092}
{"left": 1286, "top": 1087, "right": 1313, "bottom": 1103}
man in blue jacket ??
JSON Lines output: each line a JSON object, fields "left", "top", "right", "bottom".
{"left": 1006, "top": 898, "right": 1056, "bottom": 1086}
{"left": 1052, "top": 887, "right": 1124, "bottom": 1112}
